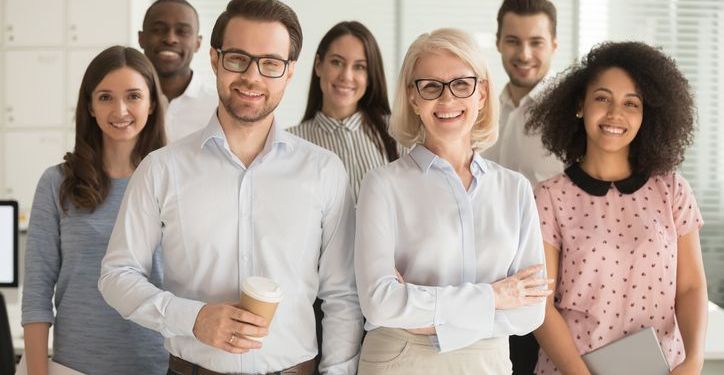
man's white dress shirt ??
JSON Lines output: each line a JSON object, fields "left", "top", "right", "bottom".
{"left": 355, "top": 145, "right": 546, "bottom": 353}
{"left": 164, "top": 71, "right": 218, "bottom": 143}
{"left": 483, "top": 78, "right": 564, "bottom": 186}
{"left": 99, "top": 114, "right": 363, "bottom": 374}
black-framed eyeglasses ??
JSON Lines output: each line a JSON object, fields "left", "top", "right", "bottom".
{"left": 413, "top": 76, "right": 479, "bottom": 100}
{"left": 216, "top": 49, "right": 290, "bottom": 78}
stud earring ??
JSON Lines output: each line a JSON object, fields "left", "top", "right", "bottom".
{"left": 575, "top": 112, "right": 582, "bottom": 119}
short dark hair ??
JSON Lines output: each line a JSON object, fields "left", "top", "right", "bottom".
{"left": 526, "top": 41, "right": 695, "bottom": 176}
{"left": 496, "top": 0, "right": 557, "bottom": 41}
{"left": 142, "top": 0, "right": 199, "bottom": 32}
{"left": 302, "top": 21, "right": 398, "bottom": 161}
{"left": 210, "top": 0, "right": 303, "bottom": 61}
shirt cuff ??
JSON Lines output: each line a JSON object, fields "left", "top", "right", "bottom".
{"left": 21, "top": 310, "right": 55, "bottom": 326}
{"left": 164, "top": 296, "right": 206, "bottom": 337}
{"left": 434, "top": 282, "right": 495, "bottom": 351}
{"left": 435, "top": 324, "right": 487, "bottom": 352}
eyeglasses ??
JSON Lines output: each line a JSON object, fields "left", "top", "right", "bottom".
{"left": 216, "top": 49, "right": 289, "bottom": 78}
{"left": 413, "top": 76, "right": 479, "bottom": 100}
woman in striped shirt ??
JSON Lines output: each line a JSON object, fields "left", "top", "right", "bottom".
{"left": 288, "top": 21, "right": 399, "bottom": 200}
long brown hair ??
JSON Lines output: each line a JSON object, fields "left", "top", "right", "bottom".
{"left": 302, "top": 21, "right": 399, "bottom": 161}
{"left": 60, "top": 46, "right": 166, "bottom": 211}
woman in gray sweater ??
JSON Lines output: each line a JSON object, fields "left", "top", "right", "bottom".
{"left": 21, "top": 46, "right": 167, "bottom": 375}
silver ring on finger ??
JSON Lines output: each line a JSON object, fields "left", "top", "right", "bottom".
{"left": 228, "top": 333, "right": 237, "bottom": 345}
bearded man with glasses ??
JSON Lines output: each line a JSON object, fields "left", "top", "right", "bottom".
{"left": 99, "top": 1, "right": 363, "bottom": 374}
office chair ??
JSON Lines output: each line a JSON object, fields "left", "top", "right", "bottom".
{"left": 0, "top": 292, "right": 16, "bottom": 375}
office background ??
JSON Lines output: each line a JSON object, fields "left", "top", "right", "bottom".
{"left": 0, "top": 0, "right": 722, "bottom": 308}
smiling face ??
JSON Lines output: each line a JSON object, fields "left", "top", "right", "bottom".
{"left": 211, "top": 16, "right": 295, "bottom": 125}
{"left": 497, "top": 12, "right": 557, "bottom": 92}
{"left": 409, "top": 51, "right": 486, "bottom": 148}
{"left": 90, "top": 67, "right": 154, "bottom": 146}
{"left": 581, "top": 67, "right": 644, "bottom": 159}
{"left": 139, "top": 2, "right": 201, "bottom": 78}
{"left": 315, "top": 34, "right": 368, "bottom": 119}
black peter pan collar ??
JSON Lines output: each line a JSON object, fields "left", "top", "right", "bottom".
{"left": 565, "top": 163, "right": 648, "bottom": 197}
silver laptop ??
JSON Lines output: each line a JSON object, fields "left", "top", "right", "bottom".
{"left": 582, "top": 327, "right": 670, "bottom": 375}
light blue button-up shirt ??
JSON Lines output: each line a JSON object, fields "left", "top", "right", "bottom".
{"left": 354, "top": 145, "right": 545, "bottom": 353}
{"left": 99, "top": 114, "right": 363, "bottom": 374}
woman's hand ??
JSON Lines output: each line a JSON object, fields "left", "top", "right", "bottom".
{"left": 492, "top": 264, "right": 552, "bottom": 309}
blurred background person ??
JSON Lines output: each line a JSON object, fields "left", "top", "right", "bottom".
{"left": 289, "top": 21, "right": 399, "bottom": 200}
{"left": 139, "top": 0, "right": 217, "bottom": 142}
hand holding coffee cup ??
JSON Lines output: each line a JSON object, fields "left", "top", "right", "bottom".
{"left": 192, "top": 303, "right": 267, "bottom": 353}
{"left": 239, "top": 276, "right": 283, "bottom": 342}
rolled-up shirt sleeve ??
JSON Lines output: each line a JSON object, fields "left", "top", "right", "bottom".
{"left": 99, "top": 153, "right": 204, "bottom": 338}
{"left": 22, "top": 167, "right": 63, "bottom": 326}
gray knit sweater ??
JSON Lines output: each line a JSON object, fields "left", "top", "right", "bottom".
{"left": 22, "top": 165, "right": 167, "bottom": 375}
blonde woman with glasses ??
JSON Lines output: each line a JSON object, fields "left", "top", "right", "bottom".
{"left": 354, "top": 28, "right": 551, "bottom": 374}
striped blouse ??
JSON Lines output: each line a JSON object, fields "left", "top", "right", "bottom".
{"left": 288, "top": 111, "right": 390, "bottom": 200}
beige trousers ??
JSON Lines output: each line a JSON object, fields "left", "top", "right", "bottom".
{"left": 357, "top": 328, "right": 512, "bottom": 375}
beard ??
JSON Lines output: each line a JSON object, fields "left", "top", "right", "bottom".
{"left": 219, "top": 86, "right": 280, "bottom": 124}
{"left": 508, "top": 74, "right": 541, "bottom": 90}
{"left": 504, "top": 59, "right": 548, "bottom": 91}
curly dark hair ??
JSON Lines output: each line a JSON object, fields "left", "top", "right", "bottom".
{"left": 526, "top": 41, "right": 695, "bottom": 176}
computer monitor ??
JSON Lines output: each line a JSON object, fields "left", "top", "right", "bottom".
{"left": 0, "top": 201, "right": 18, "bottom": 287}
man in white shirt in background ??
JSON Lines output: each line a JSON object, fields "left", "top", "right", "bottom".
{"left": 484, "top": 0, "right": 563, "bottom": 187}
{"left": 100, "top": 1, "right": 363, "bottom": 374}
{"left": 483, "top": 0, "right": 563, "bottom": 374}
{"left": 139, "top": 0, "right": 217, "bottom": 142}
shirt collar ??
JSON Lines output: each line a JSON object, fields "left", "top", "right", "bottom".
{"left": 314, "top": 111, "right": 363, "bottom": 132}
{"left": 199, "top": 113, "right": 294, "bottom": 155}
{"left": 565, "top": 163, "right": 648, "bottom": 196}
{"left": 499, "top": 74, "right": 552, "bottom": 108}
{"left": 409, "top": 144, "right": 488, "bottom": 177}
{"left": 180, "top": 71, "right": 204, "bottom": 99}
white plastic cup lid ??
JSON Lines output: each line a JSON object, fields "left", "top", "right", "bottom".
{"left": 242, "top": 276, "right": 283, "bottom": 303}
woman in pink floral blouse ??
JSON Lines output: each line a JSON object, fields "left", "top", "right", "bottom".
{"left": 526, "top": 41, "right": 707, "bottom": 375}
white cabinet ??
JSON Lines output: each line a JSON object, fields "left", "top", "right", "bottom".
{"left": 3, "top": 0, "right": 64, "bottom": 46}
{"left": 4, "top": 50, "right": 65, "bottom": 128}
{"left": 0, "top": 0, "right": 132, "bottom": 209}
{"left": 67, "top": 49, "right": 101, "bottom": 125}
{"left": 68, "top": 0, "right": 130, "bottom": 46}
{"left": 3, "top": 131, "right": 66, "bottom": 211}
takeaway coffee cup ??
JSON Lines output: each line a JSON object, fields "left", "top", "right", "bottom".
{"left": 239, "top": 276, "right": 283, "bottom": 341}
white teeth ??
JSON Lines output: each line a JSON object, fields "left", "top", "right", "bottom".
{"left": 513, "top": 63, "right": 533, "bottom": 69}
{"left": 333, "top": 85, "right": 355, "bottom": 92}
{"left": 110, "top": 121, "right": 132, "bottom": 128}
{"left": 158, "top": 51, "right": 180, "bottom": 57}
{"left": 600, "top": 125, "right": 625, "bottom": 135}
{"left": 240, "top": 90, "right": 262, "bottom": 97}
{"left": 435, "top": 111, "right": 463, "bottom": 119}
